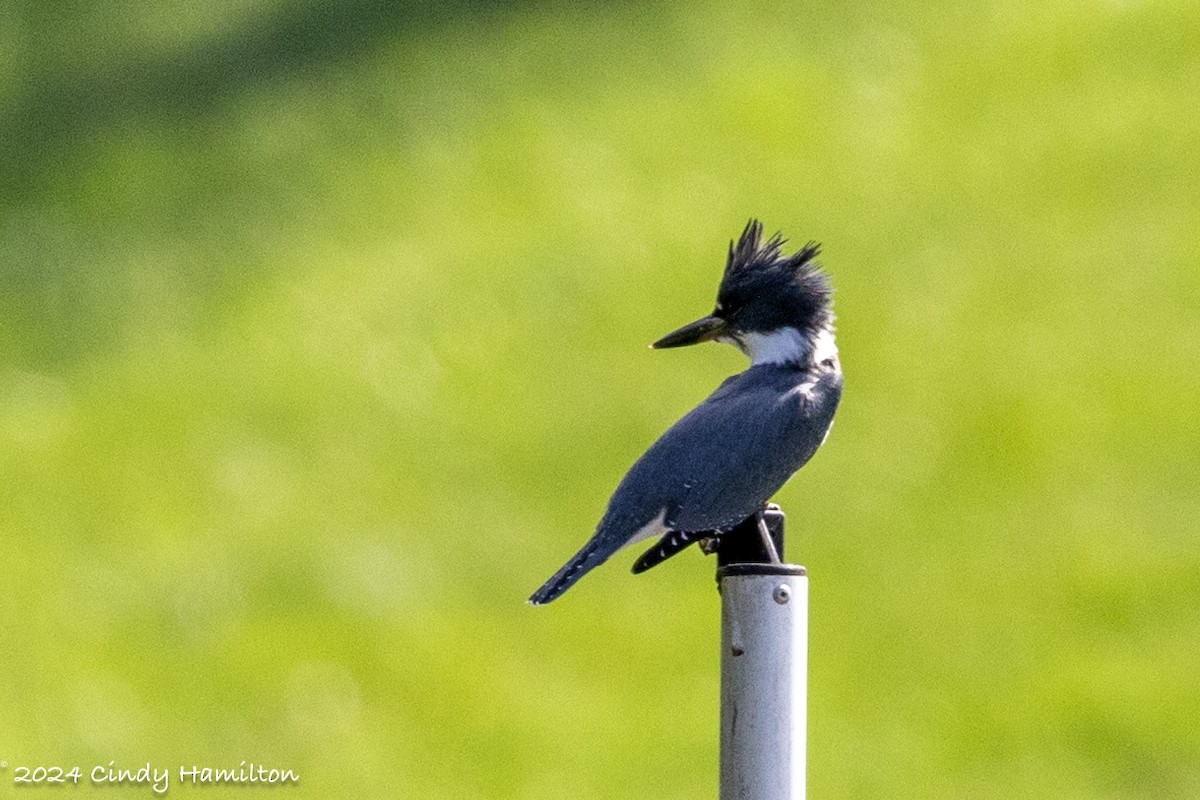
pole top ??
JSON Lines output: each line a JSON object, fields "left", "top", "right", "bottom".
{"left": 718, "top": 563, "right": 808, "bottom": 579}
{"left": 715, "top": 505, "right": 807, "bottom": 585}
{"left": 716, "top": 506, "right": 788, "bottom": 568}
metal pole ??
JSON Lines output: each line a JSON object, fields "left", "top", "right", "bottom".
{"left": 718, "top": 510, "right": 808, "bottom": 800}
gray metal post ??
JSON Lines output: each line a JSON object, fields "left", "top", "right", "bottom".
{"left": 718, "top": 512, "right": 808, "bottom": 800}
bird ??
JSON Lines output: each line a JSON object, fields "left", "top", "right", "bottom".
{"left": 528, "top": 219, "right": 842, "bottom": 605}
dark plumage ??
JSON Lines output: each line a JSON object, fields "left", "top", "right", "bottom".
{"left": 717, "top": 220, "right": 833, "bottom": 337}
{"left": 529, "top": 220, "right": 842, "bottom": 605}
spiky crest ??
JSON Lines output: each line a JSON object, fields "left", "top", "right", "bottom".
{"left": 716, "top": 218, "right": 833, "bottom": 336}
{"left": 725, "top": 218, "right": 821, "bottom": 277}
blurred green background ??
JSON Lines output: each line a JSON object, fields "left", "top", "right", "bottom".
{"left": 2, "top": 0, "right": 1198, "bottom": 797}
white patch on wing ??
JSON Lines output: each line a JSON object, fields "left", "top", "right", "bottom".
{"left": 624, "top": 508, "right": 669, "bottom": 548}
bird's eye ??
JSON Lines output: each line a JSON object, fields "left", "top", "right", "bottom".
{"left": 820, "top": 358, "right": 835, "bottom": 369}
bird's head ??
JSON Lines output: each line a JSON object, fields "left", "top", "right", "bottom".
{"left": 652, "top": 219, "right": 837, "bottom": 368}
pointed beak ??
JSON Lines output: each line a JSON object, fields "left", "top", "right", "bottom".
{"left": 651, "top": 315, "right": 728, "bottom": 349}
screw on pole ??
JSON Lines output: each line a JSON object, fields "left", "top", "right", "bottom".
{"left": 717, "top": 507, "right": 808, "bottom": 800}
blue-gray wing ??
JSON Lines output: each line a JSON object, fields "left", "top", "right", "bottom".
{"left": 611, "top": 365, "right": 842, "bottom": 536}
{"left": 528, "top": 365, "right": 841, "bottom": 604}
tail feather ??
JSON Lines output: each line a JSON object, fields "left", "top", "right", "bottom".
{"left": 631, "top": 530, "right": 716, "bottom": 574}
{"left": 529, "top": 511, "right": 669, "bottom": 605}
{"left": 528, "top": 540, "right": 610, "bottom": 605}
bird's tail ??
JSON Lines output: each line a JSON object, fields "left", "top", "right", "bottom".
{"left": 630, "top": 529, "right": 715, "bottom": 574}
{"left": 528, "top": 538, "right": 619, "bottom": 605}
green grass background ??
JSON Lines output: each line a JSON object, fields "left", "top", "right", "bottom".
{"left": 2, "top": 0, "right": 1198, "bottom": 797}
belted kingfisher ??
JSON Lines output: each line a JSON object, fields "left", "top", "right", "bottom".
{"left": 529, "top": 219, "right": 842, "bottom": 605}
